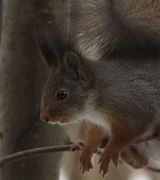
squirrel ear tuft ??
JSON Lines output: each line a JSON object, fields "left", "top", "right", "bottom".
{"left": 37, "top": 39, "right": 58, "bottom": 69}
{"left": 33, "top": 14, "right": 59, "bottom": 69}
{"left": 63, "top": 51, "right": 80, "bottom": 72}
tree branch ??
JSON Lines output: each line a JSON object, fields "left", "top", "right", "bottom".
{"left": 0, "top": 131, "right": 158, "bottom": 168}
{"left": 0, "top": 144, "right": 80, "bottom": 167}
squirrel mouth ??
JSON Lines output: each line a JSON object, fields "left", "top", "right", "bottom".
{"left": 46, "top": 117, "right": 69, "bottom": 125}
{"left": 59, "top": 118, "right": 69, "bottom": 124}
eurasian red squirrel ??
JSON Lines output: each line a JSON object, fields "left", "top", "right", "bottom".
{"left": 34, "top": 15, "right": 160, "bottom": 176}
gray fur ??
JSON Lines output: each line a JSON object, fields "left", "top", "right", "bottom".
{"left": 91, "top": 58, "right": 160, "bottom": 132}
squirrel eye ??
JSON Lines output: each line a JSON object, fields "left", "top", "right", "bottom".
{"left": 57, "top": 90, "right": 68, "bottom": 101}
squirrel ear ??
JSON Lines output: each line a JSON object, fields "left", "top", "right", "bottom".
{"left": 64, "top": 51, "right": 92, "bottom": 89}
{"left": 63, "top": 51, "right": 80, "bottom": 72}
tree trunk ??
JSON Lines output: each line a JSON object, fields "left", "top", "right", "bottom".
{"left": 0, "top": 1, "right": 66, "bottom": 180}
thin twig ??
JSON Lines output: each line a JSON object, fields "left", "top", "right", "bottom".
{"left": 0, "top": 144, "right": 80, "bottom": 167}
{"left": 0, "top": 131, "right": 158, "bottom": 168}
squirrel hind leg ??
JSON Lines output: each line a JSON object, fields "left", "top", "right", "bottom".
{"left": 121, "top": 146, "right": 148, "bottom": 169}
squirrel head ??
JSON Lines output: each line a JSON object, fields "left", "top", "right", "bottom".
{"left": 34, "top": 15, "right": 93, "bottom": 124}
{"left": 40, "top": 51, "right": 93, "bottom": 124}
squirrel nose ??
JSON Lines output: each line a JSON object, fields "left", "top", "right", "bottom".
{"left": 40, "top": 111, "right": 49, "bottom": 122}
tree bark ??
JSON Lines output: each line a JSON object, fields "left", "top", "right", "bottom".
{"left": 0, "top": 1, "right": 66, "bottom": 180}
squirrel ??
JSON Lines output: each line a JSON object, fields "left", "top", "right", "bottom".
{"left": 54, "top": 0, "right": 160, "bottom": 61}
{"left": 34, "top": 15, "right": 160, "bottom": 176}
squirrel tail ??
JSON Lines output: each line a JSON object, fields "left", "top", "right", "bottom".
{"left": 34, "top": 1, "right": 127, "bottom": 61}
{"left": 66, "top": 0, "right": 124, "bottom": 60}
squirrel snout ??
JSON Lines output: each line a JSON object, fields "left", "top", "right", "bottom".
{"left": 40, "top": 111, "right": 49, "bottom": 122}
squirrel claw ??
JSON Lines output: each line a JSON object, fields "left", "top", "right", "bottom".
{"left": 98, "top": 159, "right": 101, "bottom": 164}
{"left": 80, "top": 163, "right": 92, "bottom": 174}
{"left": 99, "top": 168, "right": 108, "bottom": 177}
{"left": 99, "top": 148, "right": 119, "bottom": 175}
{"left": 112, "top": 153, "right": 119, "bottom": 168}
{"left": 99, "top": 158, "right": 109, "bottom": 176}
{"left": 79, "top": 155, "right": 93, "bottom": 174}
{"left": 99, "top": 165, "right": 109, "bottom": 176}
{"left": 103, "top": 171, "right": 106, "bottom": 178}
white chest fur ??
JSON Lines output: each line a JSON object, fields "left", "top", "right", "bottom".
{"left": 85, "top": 110, "right": 111, "bottom": 136}
{"left": 71, "top": 109, "right": 111, "bottom": 136}
{"left": 69, "top": 92, "right": 111, "bottom": 135}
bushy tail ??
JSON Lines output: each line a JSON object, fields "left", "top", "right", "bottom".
{"left": 66, "top": 0, "right": 124, "bottom": 60}
{"left": 34, "top": 1, "right": 125, "bottom": 61}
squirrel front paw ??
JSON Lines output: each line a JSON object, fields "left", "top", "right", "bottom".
{"left": 79, "top": 149, "right": 93, "bottom": 174}
{"left": 76, "top": 140, "right": 93, "bottom": 174}
{"left": 99, "top": 148, "right": 119, "bottom": 177}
